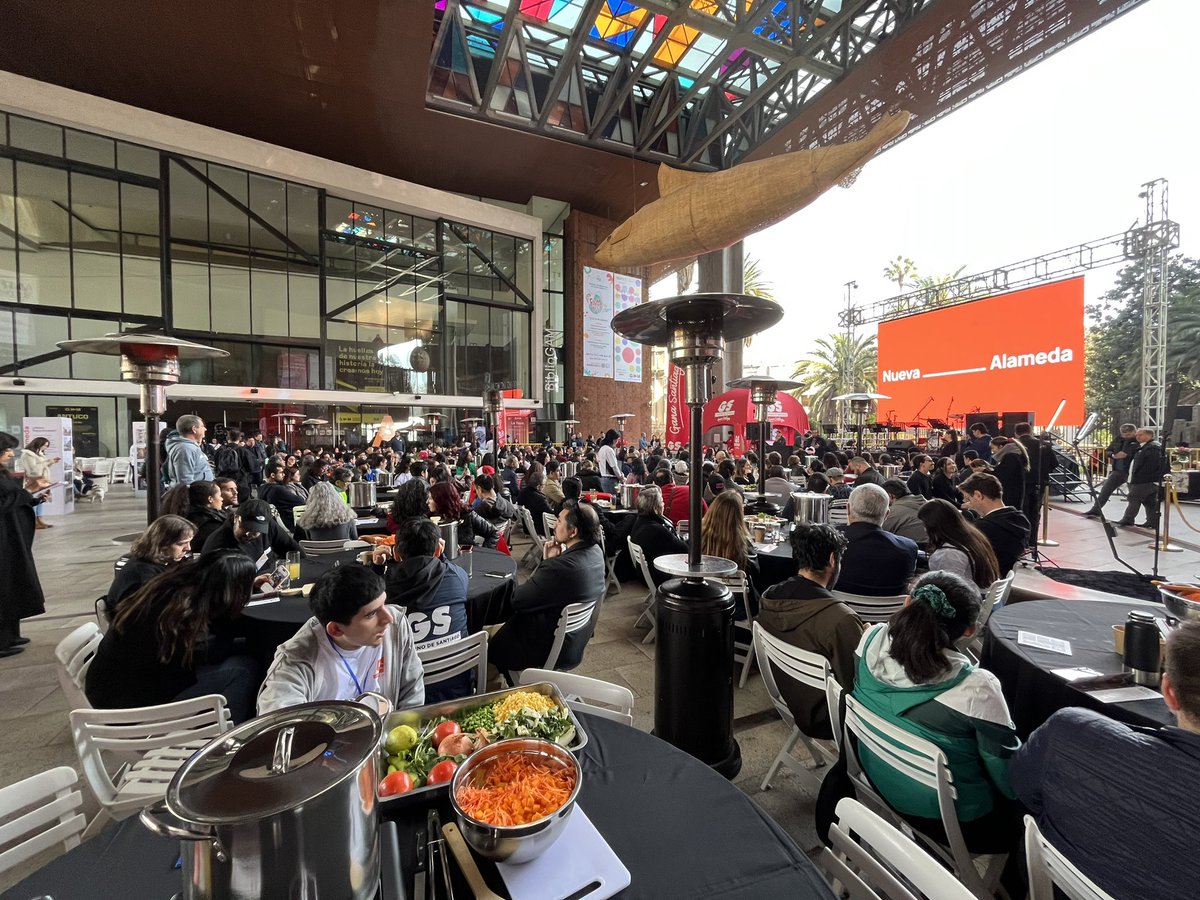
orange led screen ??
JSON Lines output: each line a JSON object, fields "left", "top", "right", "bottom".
{"left": 876, "top": 277, "right": 1085, "bottom": 427}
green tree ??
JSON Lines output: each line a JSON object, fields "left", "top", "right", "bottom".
{"left": 882, "top": 255, "right": 919, "bottom": 291}
{"left": 883, "top": 256, "right": 969, "bottom": 312}
{"left": 792, "top": 332, "right": 877, "bottom": 426}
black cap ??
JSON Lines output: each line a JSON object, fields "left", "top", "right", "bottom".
{"left": 237, "top": 499, "right": 272, "bottom": 535}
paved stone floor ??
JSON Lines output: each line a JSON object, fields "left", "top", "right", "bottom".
{"left": 1, "top": 483, "right": 1196, "bottom": 891}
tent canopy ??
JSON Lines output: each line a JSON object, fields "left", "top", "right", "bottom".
{"left": 703, "top": 388, "right": 809, "bottom": 440}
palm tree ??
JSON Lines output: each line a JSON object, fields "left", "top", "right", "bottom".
{"left": 792, "top": 332, "right": 877, "bottom": 427}
{"left": 740, "top": 255, "right": 774, "bottom": 348}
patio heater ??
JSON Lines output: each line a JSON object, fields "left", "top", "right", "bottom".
{"left": 611, "top": 293, "right": 782, "bottom": 778}
{"left": 56, "top": 332, "right": 227, "bottom": 525}
{"left": 728, "top": 377, "right": 803, "bottom": 515}
{"left": 425, "top": 411, "right": 443, "bottom": 441}
{"left": 271, "top": 411, "right": 304, "bottom": 449}
{"left": 832, "top": 391, "right": 889, "bottom": 456}
{"left": 484, "top": 389, "right": 504, "bottom": 456}
{"left": 610, "top": 413, "right": 634, "bottom": 443}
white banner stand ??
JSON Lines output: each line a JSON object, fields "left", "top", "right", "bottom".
{"left": 21, "top": 417, "right": 75, "bottom": 516}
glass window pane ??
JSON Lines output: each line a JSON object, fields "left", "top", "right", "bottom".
{"left": 287, "top": 183, "right": 319, "bottom": 255}
{"left": 117, "top": 141, "right": 160, "bottom": 178}
{"left": 71, "top": 174, "right": 121, "bottom": 312}
{"left": 69, "top": 318, "right": 122, "bottom": 380}
{"left": 172, "top": 256, "right": 210, "bottom": 331}
{"left": 515, "top": 238, "right": 533, "bottom": 303}
{"left": 9, "top": 117, "right": 63, "bottom": 157}
{"left": 0, "top": 114, "right": 7, "bottom": 147}
{"left": 65, "top": 130, "right": 116, "bottom": 168}
{"left": 0, "top": 161, "right": 13, "bottom": 302}
{"left": 490, "top": 307, "right": 512, "bottom": 387}
{"left": 413, "top": 217, "right": 437, "bottom": 252}
{"left": 123, "top": 254, "right": 161, "bottom": 317}
{"left": 0, "top": 309, "right": 14, "bottom": 371}
{"left": 385, "top": 210, "right": 413, "bottom": 245}
{"left": 15, "top": 311, "right": 69, "bottom": 376}
{"left": 249, "top": 174, "right": 287, "bottom": 252}
{"left": 15, "top": 163, "right": 71, "bottom": 307}
{"left": 169, "top": 160, "right": 209, "bottom": 243}
{"left": 208, "top": 165, "right": 249, "bottom": 250}
{"left": 289, "top": 269, "right": 319, "bottom": 339}
{"left": 251, "top": 269, "right": 288, "bottom": 336}
{"left": 513, "top": 309, "right": 530, "bottom": 394}
{"left": 121, "top": 183, "right": 161, "bottom": 316}
{"left": 210, "top": 253, "right": 250, "bottom": 333}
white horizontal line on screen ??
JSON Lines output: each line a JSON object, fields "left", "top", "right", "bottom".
{"left": 922, "top": 367, "right": 988, "bottom": 378}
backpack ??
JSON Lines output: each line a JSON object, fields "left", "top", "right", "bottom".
{"left": 215, "top": 444, "right": 244, "bottom": 478}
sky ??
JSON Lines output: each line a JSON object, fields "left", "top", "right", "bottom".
{"left": 653, "top": 0, "right": 1199, "bottom": 379}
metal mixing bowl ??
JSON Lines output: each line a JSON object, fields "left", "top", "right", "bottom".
{"left": 449, "top": 738, "right": 581, "bottom": 863}
{"left": 1159, "top": 586, "right": 1200, "bottom": 623}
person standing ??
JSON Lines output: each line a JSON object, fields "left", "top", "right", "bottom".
{"left": 19, "top": 437, "right": 59, "bottom": 530}
{"left": 214, "top": 430, "right": 250, "bottom": 503}
{"left": 0, "top": 432, "right": 46, "bottom": 656}
{"left": 1117, "top": 426, "right": 1171, "bottom": 528}
{"left": 1015, "top": 423, "right": 1057, "bottom": 545}
{"left": 988, "top": 437, "right": 1028, "bottom": 509}
{"left": 596, "top": 429, "right": 623, "bottom": 496}
{"left": 963, "top": 423, "right": 994, "bottom": 463}
{"left": 1084, "top": 423, "right": 1139, "bottom": 518}
{"left": 165, "top": 415, "right": 212, "bottom": 488}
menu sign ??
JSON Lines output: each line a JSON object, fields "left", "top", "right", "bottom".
{"left": 47, "top": 405, "right": 99, "bottom": 457}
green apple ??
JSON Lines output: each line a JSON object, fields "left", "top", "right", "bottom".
{"left": 385, "top": 724, "right": 419, "bottom": 754}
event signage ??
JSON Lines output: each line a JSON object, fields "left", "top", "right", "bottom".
{"left": 612, "top": 273, "right": 643, "bottom": 383}
{"left": 665, "top": 363, "right": 688, "bottom": 451}
{"left": 582, "top": 267, "right": 615, "bottom": 378}
{"left": 47, "top": 405, "right": 99, "bottom": 457}
{"left": 21, "top": 417, "right": 74, "bottom": 516}
{"left": 332, "top": 341, "right": 387, "bottom": 392}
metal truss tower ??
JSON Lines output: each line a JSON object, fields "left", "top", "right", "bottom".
{"left": 1122, "top": 179, "right": 1180, "bottom": 433}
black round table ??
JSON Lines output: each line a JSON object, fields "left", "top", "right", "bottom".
{"left": 241, "top": 547, "right": 517, "bottom": 657}
{"left": 0, "top": 714, "right": 835, "bottom": 900}
{"left": 980, "top": 598, "right": 1173, "bottom": 737}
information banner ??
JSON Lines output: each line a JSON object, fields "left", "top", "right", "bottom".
{"left": 665, "top": 363, "right": 689, "bottom": 451}
{"left": 582, "top": 266, "right": 615, "bottom": 378}
{"left": 332, "top": 341, "right": 387, "bottom": 392}
{"left": 47, "top": 405, "right": 99, "bottom": 457}
{"left": 21, "top": 417, "right": 74, "bottom": 516}
{"left": 613, "top": 273, "right": 643, "bottom": 383}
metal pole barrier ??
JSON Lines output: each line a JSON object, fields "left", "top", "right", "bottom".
{"left": 1037, "top": 485, "right": 1059, "bottom": 547}
{"left": 1149, "top": 477, "right": 1183, "bottom": 553}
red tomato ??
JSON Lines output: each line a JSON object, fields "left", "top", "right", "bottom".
{"left": 379, "top": 771, "right": 414, "bottom": 797}
{"left": 432, "top": 721, "right": 461, "bottom": 746}
{"left": 427, "top": 760, "right": 458, "bottom": 785}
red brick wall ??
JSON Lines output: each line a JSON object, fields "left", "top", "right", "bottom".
{"left": 564, "top": 211, "right": 654, "bottom": 442}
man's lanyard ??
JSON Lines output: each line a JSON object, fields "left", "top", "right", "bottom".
{"left": 326, "top": 633, "right": 365, "bottom": 696}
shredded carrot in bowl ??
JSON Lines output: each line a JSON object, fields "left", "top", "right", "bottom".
{"left": 455, "top": 753, "right": 576, "bottom": 827}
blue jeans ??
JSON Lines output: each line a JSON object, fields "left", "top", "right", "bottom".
{"left": 175, "top": 654, "right": 261, "bottom": 723}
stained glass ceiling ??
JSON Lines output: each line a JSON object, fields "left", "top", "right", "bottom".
{"left": 428, "top": 0, "right": 927, "bottom": 170}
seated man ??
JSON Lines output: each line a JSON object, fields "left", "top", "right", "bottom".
{"left": 959, "top": 472, "right": 1029, "bottom": 575}
{"left": 542, "top": 460, "right": 565, "bottom": 507}
{"left": 472, "top": 473, "right": 518, "bottom": 522}
{"left": 625, "top": 485, "right": 687, "bottom": 586}
{"left": 516, "top": 471, "right": 555, "bottom": 535}
{"left": 488, "top": 500, "right": 605, "bottom": 676}
{"left": 826, "top": 467, "right": 852, "bottom": 500}
{"left": 833, "top": 483, "right": 918, "bottom": 596}
{"left": 847, "top": 457, "right": 883, "bottom": 487}
{"left": 651, "top": 464, "right": 706, "bottom": 525}
{"left": 880, "top": 478, "right": 928, "bottom": 547}
{"left": 201, "top": 498, "right": 299, "bottom": 565}
{"left": 757, "top": 523, "right": 862, "bottom": 739}
{"left": 257, "top": 564, "right": 424, "bottom": 713}
{"left": 377, "top": 517, "right": 471, "bottom": 702}
{"left": 1010, "top": 620, "right": 1200, "bottom": 899}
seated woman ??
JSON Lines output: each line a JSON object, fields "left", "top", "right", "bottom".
{"left": 185, "top": 480, "right": 227, "bottom": 549}
{"left": 295, "top": 481, "right": 358, "bottom": 541}
{"left": 851, "top": 570, "right": 1022, "bottom": 858}
{"left": 517, "top": 471, "right": 555, "bottom": 534}
{"left": 85, "top": 550, "right": 260, "bottom": 722}
{"left": 931, "top": 457, "right": 963, "bottom": 505}
{"left": 387, "top": 477, "right": 432, "bottom": 533}
{"left": 107, "top": 515, "right": 196, "bottom": 615}
{"left": 700, "top": 490, "right": 760, "bottom": 616}
{"left": 429, "top": 480, "right": 499, "bottom": 549}
{"left": 918, "top": 499, "right": 1001, "bottom": 588}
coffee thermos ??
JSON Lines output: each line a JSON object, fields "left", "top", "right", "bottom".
{"left": 1123, "top": 610, "right": 1162, "bottom": 687}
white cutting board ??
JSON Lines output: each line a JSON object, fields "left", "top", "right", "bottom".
{"left": 496, "top": 807, "right": 630, "bottom": 900}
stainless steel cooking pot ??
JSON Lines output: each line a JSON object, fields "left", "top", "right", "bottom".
{"left": 374, "top": 471, "right": 394, "bottom": 489}
{"left": 880, "top": 465, "right": 901, "bottom": 480}
{"left": 141, "top": 701, "right": 383, "bottom": 900}
{"left": 348, "top": 481, "right": 377, "bottom": 507}
{"left": 790, "top": 491, "right": 830, "bottom": 525}
{"left": 562, "top": 461, "right": 577, "bottom": 478}
{"left": 619, "top": 483, "right": 641, "bottom": 509}
{"left": 439, "top": 519, "right": 460, "bottom": 558}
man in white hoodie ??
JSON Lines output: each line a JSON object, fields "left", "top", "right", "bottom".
{"left": 257, "top": 564, "right": 424, "bottom": 713}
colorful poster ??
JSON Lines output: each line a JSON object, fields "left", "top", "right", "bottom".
{"left": 613, "top": 273, "right": 643, "bottom": 383}
{"left": 665, "top": 363, "right": 689, "bottom": 451}
{"left": 21, "top": 417, "right": 74, "bottom": 516}
{"left": 582, "top": 266, "right": 615, "bottom": 378}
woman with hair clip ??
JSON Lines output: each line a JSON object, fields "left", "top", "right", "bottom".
{"left": 295, "top": 481, "right": 358, "bottom": 541}
{"left": 918, "top": 499, "right": 1001, "bottom": 588}
{"left": 85, "top": 550, "right": 260, "bottom": 722}
{"left": 0, "top": 431, "right": 46, "bottom": 657}
{"left": 106, "top": 514, "right": 197, "bottom": 615}
{"left": 185, "top": 480, "right": 228, "bottom": 549}
{"left": 851, "top": 570, "right": 1023, "bottom": 869}
{"left": 428, "top": 480, "right": 499, "bottom": 549}
{"left": 700, "top": 490, "right": 760, "bottom": 614}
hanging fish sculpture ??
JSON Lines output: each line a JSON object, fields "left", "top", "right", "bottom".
{"left": 594, "top": 109, "right": 912, "bottom": 269}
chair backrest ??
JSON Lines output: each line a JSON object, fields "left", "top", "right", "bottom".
{"left": 1025, "top": 815, "right": 1115, "bottom": 900}
{"left": 820, "top": 798, "right": 977, "bottom": 900}
{"left": 826, "top": 675, "right": 844, "bottom": 754}
{"left": 627, "top": 537, "right": 657, "bottom": 593}
{"left": 69, "top": 695, "right": 232, "bottom": 807}
{"left": 93, "top": 458, "right": 114, "bottom": 476}
{"left": 517, "top": 505, "right": 541, "bottom": 542}
{"left": 299, "top": 539, "right": 348, "bottom": 556}
{"left": 712, "top": 570, "right": 751, "bottom": 621}
{"left": 518, "top": 668, "right": 634, "bottom": 725}
{"left": 543, "top": 600, "right": 599, "bottom": 670}
{"left": 843, "top": 693, "right": 949, "bottom": 799}
{"left": 0, "top": 767, "right": 86, "bottom": 876}
{"left": 496, "top": 518, "right": 515, "bottom": 543}
{"left": 828, "top": 499, "right": 849, "bottom": 526}
{"left": 55, "top": 622, "right": 103, "bottom": 692}
{"left": 752, "top": 622, "right": 830, "bottom": 730}
{"left": 291, "top": 504, "right": 307, "bottom": 523}
{"left": 831, "top": 590, "right": 908, "bottom": 624}
{"left": 542, "top": 510, "right": 558, "bottom": 538}
{"left": 417, "top": 631, "right": 488, "bottom": 697}
{"left": 980, "top": 570, "right": 1015, "bottom": 628}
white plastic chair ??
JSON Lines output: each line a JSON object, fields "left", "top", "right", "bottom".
{"left": 627, "top": 537, "right": 659, "bottom": 644}
{"left": 54, "top": 622, "right": 103, "bottom": 710}
{"left": 508, "top": 600, "right": 599, "bottom": 684}
{"left": 713, "top": 570, "right": 755, "bottom": 687}
{"left": 1025, "top": 815, "right": 1114, "bottom": 900}
{"left": 819, "top": 797, "right": 978, "bottom": 900}
{"left": 417, "top": 631, "right": 489, "bottom": 698}
{"left": 962, "top": 570, "right": 1015, "bottom": 656}
{"left": 832, "top": 590, "right": 908, "bottom": 624}
{"left": 299, "top": 538, "right": 348, "bottom": 556}
{"left": 841, "top": 694, "right": 1007, "bottom": 900}
{"left": 516, "top": 505, "right": 546, "bottom": 569}
{"left": 70, "top": 695, "right": 233, "bottom": 837}
{"left": 752, "top": 623, "right": 836, "bottom": 791}
{"left": 0, "top": 767, "right": 86, "bottom": 877}
{"left": 92, "top": 458, "right": 114, "bottom": 478}
{"left": 541, "top": 510, "right": 558, "bottom": 538}
{"left": 598, "top": 527, "right": 620, "bottom": 596}
{"left": 110, "top": 457, "right": 132, "bottom": 484}
{"left": 829, "top": 499, "right": 850, "bottom": 526}
{"left": 519, "top": 669, "right": 634, "bottom": 726}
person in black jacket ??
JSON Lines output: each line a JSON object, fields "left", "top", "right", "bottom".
{"left": 185, "top": 480, "right": 229, "bottom": 550}
{"left": 848, "top": 457, "right": 884, "bottom": 487}
{"left": 0, "top": 431, "right": 46, "bottom": 657}
{"left": 1085, "top": 423, "right": 1139, "bottom": 518}
{"left": 931, "top": 457, "right": 963, "bottom": 505}
{"left": 960, "top": 472, "right": 1030, "bottom": 575}
{"left": 258, "top": 462, "right": 307, "bottom": 531}
{"left": 989, "top": 437, "right": 1028, "bottom": 509}
{"left": 625, "top": 485, "right": 686, "bottom": 586}
{"left": 201, "top": 498, "right": 299, "bottom": 564}
{"left": 516, "top": 471, "right": 555, "bottom": 536}
{"left": 833, "top": 483, "right": 918, "bottom": 597}
{"left": 107, "top": 515, "right": 196, "bottom": 615}
{"left": 487, "top": 501, "right": 605, "bottom": 678}
{"left": 1015, "top": 423, "right": 1058, "bottom": 544}
{"left": 1117, "top": 427, "right": 1171, "bottom": 528}
{"left": 906, "top": 454, "right": 935, "bottom": 500}
{"left": 429, "top": 480, "right": 498, "bottom": 549}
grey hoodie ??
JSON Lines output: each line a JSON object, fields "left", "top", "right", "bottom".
{"left": 165, "top": 431, "right": 212, "bottom": 486}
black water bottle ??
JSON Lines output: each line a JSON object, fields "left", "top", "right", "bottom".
{"left": 1124, "top": 610, "right": 1162, "bottom": 687}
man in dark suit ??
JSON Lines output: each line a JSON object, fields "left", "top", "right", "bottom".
{"left": 1015, "top": 422, "right": 1058, "bottom": 545}
{"left": 1117, "top": 427, "right": 1171, "bottom": 529}
{"left": 624, "top": 485, "right": 686, "bottom": 586}
{"left": 488, "top": 500, "right": 605, "bottom": 677}
{"left": 833, "top": 483, "right": 917, "bottom": 596}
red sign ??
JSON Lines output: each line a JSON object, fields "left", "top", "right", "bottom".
{"left": 665, "top": 363, "right": 688, "bottom": 451}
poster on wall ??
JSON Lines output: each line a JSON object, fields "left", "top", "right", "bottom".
{"left": 21, "top": 417, "right": 74, "bottom": 516}
{"left": 47, "top": 405, "right": 99, "bottom": 457}
{"left": 131, "top": 420, "right": 167, "bottom": 492}
{"left": 612, "top": 273, "right": 643, "bottom": 383}
{"left": 581, "top": 266, "right": 615, "bottom": 379}
{"left": 664, "top": 363, "right": 689, "bottom": 451}
{"left": 332, "top": 341, "right": 387, "bottom": 392}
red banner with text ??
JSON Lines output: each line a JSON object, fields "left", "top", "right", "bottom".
{"left": 665, "top": 363, "right": 689, "bottom": 451}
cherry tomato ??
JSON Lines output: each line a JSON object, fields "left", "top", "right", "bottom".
{"left": 379, "top": 771, "right": 414, "bottom": 797}
{"left": 427, "top": 760, "right": 458, "bottom": 785}
{"left": 432, "top": 721, "right": 462, "bottom": 745}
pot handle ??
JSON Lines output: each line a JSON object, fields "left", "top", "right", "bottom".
{"left": 140, "top": 801, "right": 228, "bottom": 862}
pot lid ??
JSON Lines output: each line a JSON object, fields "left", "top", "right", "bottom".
{"left": 167, "top": 701, "right": 382, "bottom": 825}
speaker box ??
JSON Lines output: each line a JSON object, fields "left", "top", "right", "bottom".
{"left": 887, "top": 439, "right": 917, "bottom": 453}
{"left": 969, "top": 413, "right": 1001, "bottom": 437}
{"left": 1001, "top": 412, "right": 1034, "bottom": 438}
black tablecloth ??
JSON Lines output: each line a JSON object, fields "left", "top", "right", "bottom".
{"left": 1, "top": 715, "right": 835, "bottom": 900}
{"left": 241, "top": 548, "right": 517, "bottom": 657}
{"left": 981, "top": 598, "right": 1173, "bottom": 737}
